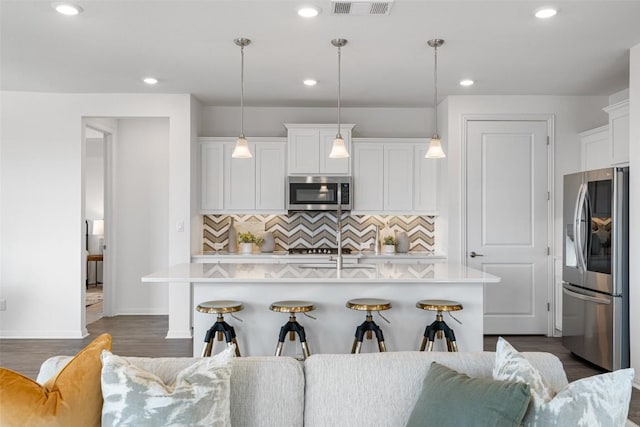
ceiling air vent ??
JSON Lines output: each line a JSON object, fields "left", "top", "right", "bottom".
{"left": 331, "top": 1, "right": 394, "bottom": 15}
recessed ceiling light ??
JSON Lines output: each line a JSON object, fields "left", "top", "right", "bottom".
{"left": 303, "top": 79, "right": 317, "bottom": 86}
{"left": 459, "top": 79, "right": 474, "bottom": 87}
{"left": 143, "top": 77, "right": 158, "bottom": 85}
{"left": 298, "top": 6, "right": 320, "bottom": 18}
{"left": 52, "top": 2, "right": 83, "bottom": 15}
{"left": 535, "top": 8, "right": 557, "bottom": 19}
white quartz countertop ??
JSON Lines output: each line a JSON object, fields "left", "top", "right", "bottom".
{"left": 142, "top": 261, "right": 500, "bottom": 284}
{"left": 191, "top": 251, "right": 447, "bottom": 262}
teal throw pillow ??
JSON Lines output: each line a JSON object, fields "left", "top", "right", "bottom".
{"left": 406, "top": 362, "right": 531, "bottom": 427}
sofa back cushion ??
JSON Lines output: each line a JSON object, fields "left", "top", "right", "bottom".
{"left": 39, "top": 355, "right": 305, "bottom": 427}
{"left": 303, "top": 351, "right": 567, "bottom": 427}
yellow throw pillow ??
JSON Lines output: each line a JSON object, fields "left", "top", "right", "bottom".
{"left": 0, "top": 333, "right": 112, "bottom": 427}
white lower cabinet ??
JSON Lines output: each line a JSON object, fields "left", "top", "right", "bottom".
{"left": 200, "top": 138, "right": 286, "bottom": 213}
{"left": 353, "top": 139, "right": 438, "bottom": 214}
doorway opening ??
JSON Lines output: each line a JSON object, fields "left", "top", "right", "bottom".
{"left": 85, "top": 126, "right": 107, "bottom": 324}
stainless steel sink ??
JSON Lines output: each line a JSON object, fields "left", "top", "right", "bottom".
{"left": 297, "top": 263, "right": 376, "bottom": 269}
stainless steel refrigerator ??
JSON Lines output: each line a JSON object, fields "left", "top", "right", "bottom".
{"left": 562, "top": 167, "right": 629, "bottom": 371}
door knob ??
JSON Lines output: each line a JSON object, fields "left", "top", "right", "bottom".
{"left": 469, "top": 251, "right": 484, "bottom": 258}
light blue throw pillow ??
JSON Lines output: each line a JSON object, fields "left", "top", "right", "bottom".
{"left": 101, "top": 346, "right": 234, "bottom": 427}
{"left": 406, "top": 361, "right": 531, "bottom": 427}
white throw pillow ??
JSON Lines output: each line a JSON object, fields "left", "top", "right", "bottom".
{"left": 101, "top": 346, "right": 234, "bottom": 427}
{"left": 493, "top": 337, "right": 634, "bottom": 427}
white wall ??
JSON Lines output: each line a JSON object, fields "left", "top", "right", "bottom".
{"left": 440, "top": 95, "right": 609, "bottom": 334}
{"left": 200, "top": 106, "right": 434, "bottom": 138}
{"left": 113, "top": 118, "right": 169, "bottom": 314}
{"left": 85, "top": 138, "right": 104, "bottom": 221}
{"left": 0, "top": 92, "right": 193, "bottom": 338}
{"left": 628, "top": 43, "right": 640, "bottom": 387}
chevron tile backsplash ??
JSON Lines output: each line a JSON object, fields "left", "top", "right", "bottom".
{"left": 203, "top": 213, "right": 435, "bottom": 252}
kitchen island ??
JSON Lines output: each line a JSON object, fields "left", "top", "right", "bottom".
{"left": 143, "top": 261, "right": 500, "bottom": 357}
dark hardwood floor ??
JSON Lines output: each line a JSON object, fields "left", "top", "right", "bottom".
{"left": 0, "top": 317, "right": 637, "bottom": 424}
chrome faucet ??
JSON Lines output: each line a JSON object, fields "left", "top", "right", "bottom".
{"left": 336, "top": 203, "right": 343, "bottom": 271}
{"left": 374, "top": 225, "right": 380, "bottom": 255}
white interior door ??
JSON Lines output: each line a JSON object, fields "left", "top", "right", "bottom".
{"left": 466, "top": 120, "right": 550, "bottom": 334}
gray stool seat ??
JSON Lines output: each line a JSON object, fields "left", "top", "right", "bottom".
{"left": 416, "top": 299, "right": 463, "bottom": 352}
{"left": 197, "top": 300, "right": 243, "bottom": 357}
{"left": 346, "top": 298, "right": 391, "bottom": 353}
{"left": 270, "top": 300, "right": 316, "bottom": 359}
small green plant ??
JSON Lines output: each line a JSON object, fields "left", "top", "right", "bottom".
{"left": 383, "top": 235, "right": 396, "bottom": 246}
{"left": 238, "top": 232, "right": 256, "bottom": 244}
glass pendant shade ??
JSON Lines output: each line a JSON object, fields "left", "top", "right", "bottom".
{"left": 329, "top": 136, "right": 349, "bottom": 158}
{"left": 426, "top": 38, "right": 446, "bottom": 159}
{"left": 232, "top": 136, "right": 252, "bottom": 158}
{"left": 232, "top": 38, "right": 252, "bottom": 159}
{"left": 425, "top": 136, "right": 446, "bottom": 158}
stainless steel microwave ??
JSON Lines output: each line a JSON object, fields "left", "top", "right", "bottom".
{"left": 286, "top": 176, "right": 352, "bottom": 211}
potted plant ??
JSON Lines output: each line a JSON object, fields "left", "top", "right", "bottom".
{"left": 238, "top": 232, "right": 256, "bottom": 254}
{"left": 382, "top": 235, "right": 396, "bottom": 254}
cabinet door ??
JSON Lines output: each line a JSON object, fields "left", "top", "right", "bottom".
{"left": 255, "top": 142, "right": 286, "bottom": 211}
{"left": 288, "top": 128, "right": 319, "bottom": 174}
{"left": 224, "top": 143, "right": 256, "bottom": 210}
{"left": 414, "top": 145, "right": 438, "bottom": 212}
{"left": 610, "top": 108, "right": 629, "bottom": 165}
{"left": 384, "top": 144, "right": 414, "bottom": 211}
{"left": 201, "top": 142, "right": 223, "bottom": 210}
{"left": 353, "top": 143, "right": 384, "bottom": 211}
{"left": 319, "top": 128, "right": 351, "bottom": 175}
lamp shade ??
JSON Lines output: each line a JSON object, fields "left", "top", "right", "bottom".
{"left": 232, "top": 137, "right": 252, "bottom": 158}
{"left": 329, "top": 137, "right": 350, "bottom": 159}
{"left": 425, "top": 137, "right": 446, "bottom": 159}
{"left": 92, "top": 219, "right": 104, "bottom": 236}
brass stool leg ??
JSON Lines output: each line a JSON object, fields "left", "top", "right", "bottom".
{"left": 202, "top": 338, "right": 214, "bottom": 357}
{"left": 231, "top": 338, "right": 241, "bottom": 357}
{"left": 274, "top": 314, "right": 311, "bottom": 359}
{"left": 352, "top": 339, "right": 363, "bottom": 354}
{"left": 419, "top": 337, "right": 428, "bottom": 351}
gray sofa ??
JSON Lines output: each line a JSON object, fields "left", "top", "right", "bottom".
{"left": 38, "top": 351, "right": 568, "bottom": 427}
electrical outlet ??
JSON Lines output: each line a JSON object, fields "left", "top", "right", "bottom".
{"left": 0, "top": 299, "right": 6, "bottom": 311}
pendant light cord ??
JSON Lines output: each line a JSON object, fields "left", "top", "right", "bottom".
{"left": 433, "top": 43, "right": 438, "bottom": 138}
{"left": 337, "top": 45, "right": 342, "bottom": 139}
{"left": 240, "top": 44, "right": 245, "bottom": 138}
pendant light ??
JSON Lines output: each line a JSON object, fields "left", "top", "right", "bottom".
{"left": 329, "top": 38, "right": 349, "bottom": 159}
{"left": 425, "top": 38, "right": 446, "bottom": 159}
{"left": 232, "top": 38, "right": 252, "bottom": 158}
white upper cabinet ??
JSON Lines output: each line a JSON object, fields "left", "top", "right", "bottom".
{"left": 201, "top": 142, "right": 224, "bottom": 210}
{"left": 352, "top": 139, "right": 438, "bottom": 214}
{"left": 255, "top": 143, "right": 286, "bottom": 211}
{"left": 353, "top": 143, "right": 384, "bottom": 211}
{"left": 414, "top": 145, "right": 438, "bottom": 212}
{"left": 286, "top": 124, "right": 354, "bottom": 175}
{"left": 603, "top": 100, "right": 629, "bottom": 165}
{"left": 384, "top": 143, "right": 414, "bottom": 211}
{"left": 579, "top": 125, "right": 609, "bottom": 171}
{"left": 200, "top": 138, "right": 286, "bottom": 213}
{"left": 224, "top": 142, "right": 256, "bottom": 210}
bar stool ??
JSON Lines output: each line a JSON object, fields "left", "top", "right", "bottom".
{"left": 269, "top": 300, "right": 316, "bottom": 359}
{"left": 346, "top": 298, "right": 392, "bottom": 353}
{"left": 197, "top": 300, "right": 243, "bottom": 357}
{"left": 416, "top": 299, "right": 463, "bottom": 352}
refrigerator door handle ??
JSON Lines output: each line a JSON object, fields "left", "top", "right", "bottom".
{"left": 574, "top": 183, "right": 588, "bottom": 271}
{"left": 563, "top": 287, "right": 611, "bottom": 305}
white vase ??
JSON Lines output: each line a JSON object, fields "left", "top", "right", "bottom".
{"left": 382, "top": 245, "right": 396, "bottom": 254}
{"left": 240, "top": 242, "right": 253, "bottom": 254}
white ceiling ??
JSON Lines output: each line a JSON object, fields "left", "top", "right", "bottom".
{"left": 2, "top": 0, "right": 640, "bottom": 108}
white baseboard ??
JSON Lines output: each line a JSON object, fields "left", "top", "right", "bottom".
{"left": 112, "top": 309, "right": 168, "bottom": 315}
{"left": 0, "top": 329, "right": 86, "bottom": 339}
{"left": 166, "top": 330, "right": 192, "bottom": 339}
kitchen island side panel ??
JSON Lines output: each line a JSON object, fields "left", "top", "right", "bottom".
{"left": 192, "top": 282, "right": 483, "bottom": 357}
